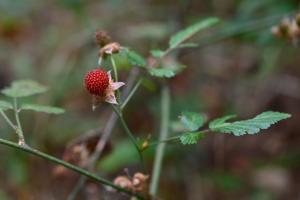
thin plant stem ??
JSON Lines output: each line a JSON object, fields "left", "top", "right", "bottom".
{"left": 121, "top": 78, "right": 142, "bottom": 110}
{"left": 110, "top": 55, "right": 121, "bottom": 102}
{"left": 0, "top": 110, "right": 16, "bottom": 131}
{"left": 110, "top": 56, "right": 118, "bottom": 83}
{"left": 149, "top": 85, "right": 170, "bottom": 197}
{"left": 66, "top": 177, "right": 86, "bottom": 200}
{"left": 147, "top": 129, "right": 210, "bottom": 149}
{"left": 0, "top": 138, "right": 143, "bottom": 199}
{"left": 13, "top": 98, "right": 26, "bottom": 146}
{"left": 112, "top": 105, "right": 146, "bottom": 171}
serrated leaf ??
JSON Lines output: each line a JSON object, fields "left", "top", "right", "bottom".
{"left": 125, "top": 49, "right": 146, "bottom": 67}
{"left": 21, "top": 104, "right": 65, "bottom": 114}
{"left": 0, "top": 100, "right": 13, "bottom": 111}
{"left": 148, "top": 68, "right": 176, "bottom": 78}
{"left": 150, "top": 50, "right": 165, "bottom": 58}
{"left": 176, "top": 42, "right": 199, "bottom": 49}
{"left": 180, "top": 111, "right": 205, "bottom": 131}
{"left": 169, "top": 17, "right": 219, "bottom": 48}
{"left": 209, "top": 115, "right": 236, "bottom": 129}
{"left": 209, "top": 111, "right": 291, "bottom": 136}
{"left": 1, "top": 80, "right": 47, "bottom": 98}
{"left": 180, "top": 131, "right": 204, "bottom": 145}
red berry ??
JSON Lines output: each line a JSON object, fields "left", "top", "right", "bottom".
{"left": 84, "top": 69, "right": 109, "bottom": 95}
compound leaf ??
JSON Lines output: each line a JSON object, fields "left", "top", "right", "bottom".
{"left": 21, "top": 104, "right": 64, "bottom": 114}
{"left": 1, "top": 80, "right": 47, "bottom": 98}
{"left": 180, "top": 131, "right": 204, "bottom": 145}
{"left": 180, "top": 111, "right": 205, "bottom": 131}
{"left": 209, "top": 111, "right": 291, "bottom": 136}
{"left": 169, "top": 17, "right": 219, "bottom": 48}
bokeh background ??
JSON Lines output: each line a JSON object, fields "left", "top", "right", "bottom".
{"left": 0, "top": 0, "right": 299, "bottom": 199}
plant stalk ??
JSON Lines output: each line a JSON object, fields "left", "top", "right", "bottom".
{"left": 149, "top": 85, "right": 170, "bottom": 197}
{"left": 0, "top": 138, "right": 143, "bottom": 198}
{"left": 112, "top": 105, "right": 145, "bottom": 171}
{"left": 13, "top": 98, "right": 26, "bottom": 146}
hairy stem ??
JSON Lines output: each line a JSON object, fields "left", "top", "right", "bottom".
{"left": 0, "top": 138, "right": 142, "bottom": 198}
{"left": 149, "top": 85, "right": 170, "bottom": 197}
{"left": 13, "top": 98, "right": 26, "bottom": 146}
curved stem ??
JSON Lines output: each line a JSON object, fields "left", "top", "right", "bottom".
{"left": 112, "top": 105, "right": 146, "bottom": 172}
{"left": 149, "top": 85, "right": 170, "bottom": 197}
{"left": 13, "top": 98, "right": 26, "bottom": 146}
{"left": 0, "top": 138, "right": 142, "bottom": 198}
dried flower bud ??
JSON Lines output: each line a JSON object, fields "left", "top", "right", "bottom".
{"left": 99, "top": 42, "right": 121, "bottom": 57}
{"left": 113, "top": 176, "right": 133, "bottom": 190}
{"left": 279, "top": 18, "right": 292, "bottom": 38}
{"left": 132, "top": 173, "right": 149, "bottom": 192}
{"left": 95, "top": 30, "right": 111, "bottom": 47}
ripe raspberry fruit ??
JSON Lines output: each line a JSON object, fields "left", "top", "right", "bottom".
{"left": 84, "top": 69, "right": 109, "bottom": 95}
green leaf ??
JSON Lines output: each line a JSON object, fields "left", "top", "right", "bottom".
{"left": 0, "top": 100, "right": 13, "bottom": 111}
{"left": 209, "top": 111, "right": 291, "bottom": 136}
{"left": 180, "top": 111, "right": 206, "bottom": 131}
{"left": 176, "top": 42, "right": 199, "bottom": 49}
{"left": 148, "top": 68, "right": 176, "bottom": 78}
{"left": 21, "top": 104, "right": 65, "bottom": 114}
{"left": 180, "top": 131, "right": 204, "bottom": 145}
{"left": 169, "top": 17, "right": 219, "bottom": 48}
{"left": 150, "top": 50, "right": 165, "bottom": 58}
{"left": 209, "top": 115, "right": 236, "bottom": 129}
{"left": 125, "top": 49, "right": 146, "bottom": 67}
{"left": 1, "top": 80, "right": 47, "bottom": 98}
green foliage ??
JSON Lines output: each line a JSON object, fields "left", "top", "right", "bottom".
{"left": 21, "top": 104, "right": 64, "bottom": 114}
{"left": 148, "top": 68, "right": 176, "bottom": 78}
{"left": 179, "top": 131, "right": 204, "bottom": 145}
{"left": 1, "top": 80, "right": 47, "bottom": 98}
{"left": 176, "top": 42, "right": 199, "bottom": 49}
{"left": 180, "top": 111, "right": 205, "bottom": 131}
{"left": 169, "top": 17, "right": 219, "bottom": 48}
{"left": 0, "top": 100, "right": 13, "bottom": 111}
{"left": 209, "top": 111, "right": 291, "bottom": 136}
{"left": 124, "top": 49, "right": 146, "bottom": 67}
{"left": 150, "top": 50, "right": 165, "bottom": 58}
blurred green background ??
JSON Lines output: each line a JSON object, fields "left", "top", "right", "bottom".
{"left": 0, "top": 0, "right": 299, "bottom": 199}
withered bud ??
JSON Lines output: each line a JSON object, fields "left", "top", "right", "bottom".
{"left": 95, "top": 30, "right": 111, "bottom": 47}
{"left": 99, "top": 42, "right": 121, "bottom": 57}
{"left": 278, "top": 18, "right": 292, "bottom": 38}
{"left": 132, "top": 173, "right": 149, "bottom": 192}
{"left": 113, "top": 176, "right": 133, "bottom": 190}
